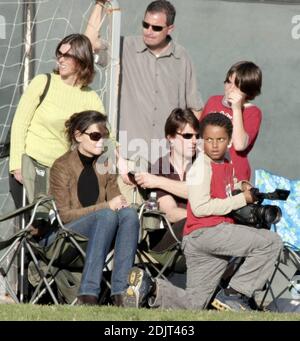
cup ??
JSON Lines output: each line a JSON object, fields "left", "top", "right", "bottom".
{"left": 222, "top": 96, "right": 232, "bottom": 108}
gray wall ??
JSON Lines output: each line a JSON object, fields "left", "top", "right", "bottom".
{"left": 119, "top": 0, "right": 300, "bottom": 181}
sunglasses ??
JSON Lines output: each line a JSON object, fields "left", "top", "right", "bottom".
{"left": 177, "top": 132, "right": 200, "bottom": 140}
{"left": 56, "top": 50, "right": 78, "bottom": 60}
{"left": 83, "top": 131, "right": 104, "bottom": 141}
{"left": 142, "top": 21, "right": 167, "bottom": 32}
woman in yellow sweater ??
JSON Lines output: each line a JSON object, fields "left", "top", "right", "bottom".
{"left": 9, "top": 33, "right": 104, "bottom": 207}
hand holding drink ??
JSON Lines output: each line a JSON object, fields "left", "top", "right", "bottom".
{"left": 224, "top": 89, "right": 246, "bottom": 110}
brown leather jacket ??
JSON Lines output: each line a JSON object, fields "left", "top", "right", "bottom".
{"left": 49, "top": 149, "right": 120, "bottom": 224}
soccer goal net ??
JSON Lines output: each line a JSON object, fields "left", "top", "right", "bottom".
{"left": 0, "top": 0, "right": 120, "bottom": 298}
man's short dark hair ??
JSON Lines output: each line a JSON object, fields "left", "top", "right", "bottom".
{"left": 145, "top": 0, "right": 176, "bottom": 26}
{"left": 165, "top": 108, "right": 200, "bottom": 138}
{"left": 200, "top": 113, "right": 233, "bottom": 140}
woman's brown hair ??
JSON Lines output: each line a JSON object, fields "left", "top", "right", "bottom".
{"left": 54, "top": 34, "right": 95, "bottom": 87}
{"left": 65, "top": 110, "right": 109, "bottom": 146}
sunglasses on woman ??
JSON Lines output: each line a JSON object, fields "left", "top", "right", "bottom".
{"left": 142, "top": 21, "right": 167, "bottom": 32}
{"left": 56, "top": 50, "right": 80, "bottom": 61}
{"left": 83, "top": 131, "right": 104, "bottom": 141}
{"left": 176, "top": 132, "right": 200, "bottom": 140}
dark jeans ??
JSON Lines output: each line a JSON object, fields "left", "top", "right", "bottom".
{"left": 66, "top": 207, "right": 139, "bottom": 297}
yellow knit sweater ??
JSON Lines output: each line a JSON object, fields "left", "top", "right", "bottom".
{"left": 9, "top": 73, "right": 105, "bottom": 171}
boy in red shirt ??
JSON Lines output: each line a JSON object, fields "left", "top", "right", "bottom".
{"left": 201, "top": 61, "right": 262, "bottom": 181}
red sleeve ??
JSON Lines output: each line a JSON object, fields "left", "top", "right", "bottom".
{"left": 243, "top": 106, "right": 262, "bottom": 146}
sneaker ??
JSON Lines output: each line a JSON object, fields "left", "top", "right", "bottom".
{"left": 123, "top": 267, "right": 153, "bottom": 308}
{"left": 211, "top": 289, "right": 252, "bottom": 312}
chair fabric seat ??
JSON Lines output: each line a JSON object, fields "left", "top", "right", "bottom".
{"left": 30, "top": 229, "right": 88, "bottom": 269}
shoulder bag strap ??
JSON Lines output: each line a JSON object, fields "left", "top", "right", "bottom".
{"left": 37, "top": 73, "right": 51, "bottom": 109}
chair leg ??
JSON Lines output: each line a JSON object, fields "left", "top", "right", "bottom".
{"left": 26, "top": 241, "right": 59, "bottom": 304}
{"left": 256, "top": 246, "right": 300, "bottom": 311}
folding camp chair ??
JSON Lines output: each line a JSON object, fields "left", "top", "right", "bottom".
{"left": 135, "top": 202, "right": 186, "bottom": 282}
{"left": 0, "top": 195, "right": 77, "bottom": 303}
{"left": 254, "top": 244, "right": 300, "bottom": 311}
{"left": 253, "top": 169, "right": 300, "bottom": 312}
{"left": 26, "top": 219, "right": 114, "bottom": 305}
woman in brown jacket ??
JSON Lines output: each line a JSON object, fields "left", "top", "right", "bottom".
{"left": 49, "top": 110, "right": 139, "bottom": 306}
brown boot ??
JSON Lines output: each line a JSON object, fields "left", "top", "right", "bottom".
{"left": 111, "top": 294, "right": 124, "bottom": 307}
{"left": 76, "top": 295, "right": 98, "bottom": 306}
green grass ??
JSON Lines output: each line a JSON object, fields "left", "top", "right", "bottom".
{"left": 0, "top": 304, "right": 299, "bottom": 321}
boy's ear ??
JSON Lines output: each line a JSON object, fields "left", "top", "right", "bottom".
{"left": 228, "top": 139, "right": 232, "bottom": 148}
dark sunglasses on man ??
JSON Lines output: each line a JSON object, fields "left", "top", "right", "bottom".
{"left": 176, "top": 132, "right": 200, "bottom": 140}
{"left": 142, "top": 20, "right": 167, "bottom": 32}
